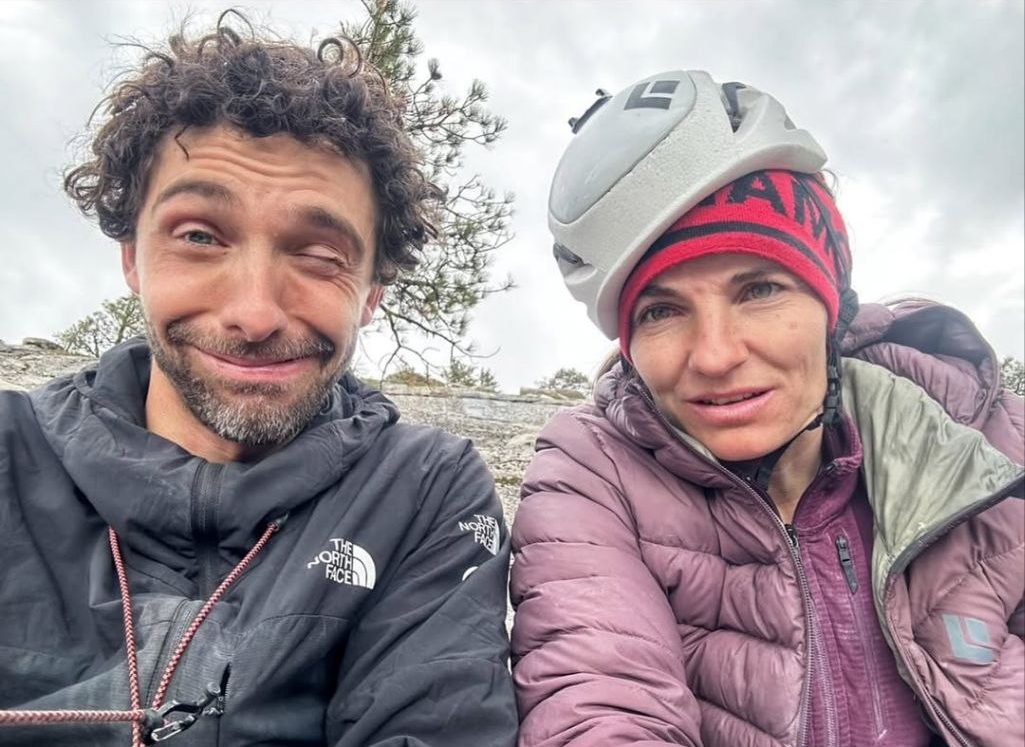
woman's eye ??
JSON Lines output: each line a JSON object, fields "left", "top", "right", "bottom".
{"left": 637, "top": 305, "right": 675, "bottom": 324}
{"left": 745, "top": 281, "right": 780, "bottom": 300}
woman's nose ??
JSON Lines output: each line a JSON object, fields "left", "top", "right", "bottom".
{"left": 686, "top": 309, "right": 748, "bottom": 377}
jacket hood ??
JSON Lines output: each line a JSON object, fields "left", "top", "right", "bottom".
{"left": 594, "top": 367, "right": 740, "bottom": 491}
{"left": 27, "top": 338, "right": 399, "bottom": 563}
{"left": 841, "top": 358, "right": 1023, "bottom": 591}
{"left": 842, "top": 299, "right": 1002, "bottom": 430}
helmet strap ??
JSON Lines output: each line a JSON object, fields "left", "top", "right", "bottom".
{"left": 737, "top": 412, "right": 824, "bottom": 493}
{"left": 821, "top": 339, "right": 843, "bottom": 427}
{"left": 734, "top": 339, "right": 843, "bottom": 493}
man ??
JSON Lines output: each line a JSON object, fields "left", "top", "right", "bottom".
{"left": 0, "top": 12, "right": 518, "bottom": 746}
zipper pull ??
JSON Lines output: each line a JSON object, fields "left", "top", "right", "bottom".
{"left": 784, "top": 523, "right": 799, "bottom": 548}
{"left": 836, "top": 534, "right": 859, "bottom": 593}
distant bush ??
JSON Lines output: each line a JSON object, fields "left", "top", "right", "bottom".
{"left": 1001, "top": 356, "right": 1024, "bottom": 396}
{"left": 533, "top": 367, "right": 591, "bottom": 398}
{"left": 383, "top": 366, "right": 444, "bottom": 389}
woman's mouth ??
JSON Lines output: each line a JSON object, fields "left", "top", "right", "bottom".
{"left": 695, "top": 391, "right": 764, "bottom": 406}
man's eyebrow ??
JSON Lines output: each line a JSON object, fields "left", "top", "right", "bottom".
{"left": 297, "top": 206, "right": 369, "bottom": 262}
{"left": 151, "top": 179, "right": 239, "bottom": 212}
{"left": 149, "top": 181, "right": 371, "bottom": 260}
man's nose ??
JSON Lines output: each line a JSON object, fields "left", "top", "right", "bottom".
{"left": 217, "top": 252, "right": 289, "bottom": 342}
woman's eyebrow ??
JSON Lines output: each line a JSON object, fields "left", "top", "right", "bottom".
{"left": 730, "top": 268, "right": 773, "bottom": 284}
{"left": 638, "top": 267, "right": 776, "bottom": 298}
{"left": 637, "top": 282, "right": 678, "bottom": 300}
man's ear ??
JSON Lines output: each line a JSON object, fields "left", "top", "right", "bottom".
{"left": 121, "top": 242, "right": 140, "bottom": 295}
{"left": 360, "top": 284, "right": 385, "bottom": 327}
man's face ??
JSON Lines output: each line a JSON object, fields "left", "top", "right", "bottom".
{"left": 121, "top": 124, "right": 383, "bottom": 461}
{"left": 628, "top": 252, "right": 828, "bottom": 463}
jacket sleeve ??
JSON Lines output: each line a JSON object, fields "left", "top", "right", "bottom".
{"left": 326, "top": 439, "right": 518, "bottom": 747}
{"left": 992, "top": 387, "right": 1025, "bottom": 640}
{"left": 510, "top": 411, "right": 703, "bottom": 747}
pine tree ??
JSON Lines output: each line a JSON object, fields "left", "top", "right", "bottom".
{"left": 55, "top": 295, "right": 144, "bottom": 357}
{"left": 343, "top": 0, "right": 514, "bottom": 376}
{"left": 477, "top": 368, "right": 499, "bottom": 392}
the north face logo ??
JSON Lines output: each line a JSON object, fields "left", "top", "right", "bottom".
{"left": 458, "top": 514, "right": 500, "bottom": 556}
{"left": 307, "top": 538, "right": 376, "bottom": 589}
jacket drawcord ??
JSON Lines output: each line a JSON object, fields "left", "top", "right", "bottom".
{"left": 0, "top": 521, "right": 280, "bottom": 745}
{"left": 109, "top": 527, "right": 147, "bottom": 746}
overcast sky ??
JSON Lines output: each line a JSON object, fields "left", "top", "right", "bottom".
{"left": 1, "top": 0, "right": 1022, "bottom": 392}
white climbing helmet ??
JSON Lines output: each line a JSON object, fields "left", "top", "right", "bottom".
{"left": 549, "top": 69, "right": 827, "bottom": 339}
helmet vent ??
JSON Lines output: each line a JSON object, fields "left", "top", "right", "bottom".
{"left": 569, "top": 89, "right": 612, "bottom": 133}
{"left": 721, "top": 81, "right": 747, "bottom": 131}
{"left": 553, "top": 243, "right": 584, "bottom": 266}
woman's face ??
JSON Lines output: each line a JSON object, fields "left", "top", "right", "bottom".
{"left": 627, "top": 252, "right": 829, "bottom": 462}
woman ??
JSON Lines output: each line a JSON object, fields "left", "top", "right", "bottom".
{"left": 510, "top": 70, "right": 1024, "bottom": 747}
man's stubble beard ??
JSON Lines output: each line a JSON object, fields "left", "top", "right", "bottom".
{"left": 147, "top": 318, "right": 356, "bottom": 448}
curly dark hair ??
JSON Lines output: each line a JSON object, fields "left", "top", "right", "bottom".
{"left": 64, "top": 10, "right": 440, "bottom": 284}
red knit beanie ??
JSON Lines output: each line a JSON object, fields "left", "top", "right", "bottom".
{"left": 618, "top": 169, "right": 850, "bottom": 360}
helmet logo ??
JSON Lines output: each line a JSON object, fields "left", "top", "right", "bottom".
{"left": 624, "top": 80, "right": 680, "bottom": 111}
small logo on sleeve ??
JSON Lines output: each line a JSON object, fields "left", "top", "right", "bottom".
{"left": 942, "top": 614, "right": 996, "bottom": 664}
{"left": 458, "top": 514, "right": 500, "bottom": 556}
{"left": 307, "top": 538, "right": 376, "bottom": 589}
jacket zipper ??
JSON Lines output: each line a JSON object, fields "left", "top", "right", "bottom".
{"left": 639, "top": 390, "right": 828, "bottom": 747}
{"left": 191, "top": 461, "right": 225, "bottom": 598}
{"left": 880, "top": 480, "right": 1022, "bottom": 747}
{"left": 836, "top": 533, "right": 886, "bottom": 737}
{"left": 781, "top": 520, "right": 837, "bottom": 747}
{"left": 146, "top": 599, "right": 200, "bottom": 703}
{"left": 147, "top": 461, "right": 223, "bottom": 702}
{"left": 835, "top": 535, "right": 858, "bottom": 593}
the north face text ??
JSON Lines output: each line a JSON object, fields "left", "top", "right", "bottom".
{"left": 459, "top": 514, "right": 500, "bottom": 556}
{"left": 307, "top": 538, "right": 377, "bottom": 589}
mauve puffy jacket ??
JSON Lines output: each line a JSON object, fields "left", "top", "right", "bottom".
{"left": 511, "top": 300, "right": 1024, "bottom": 747}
